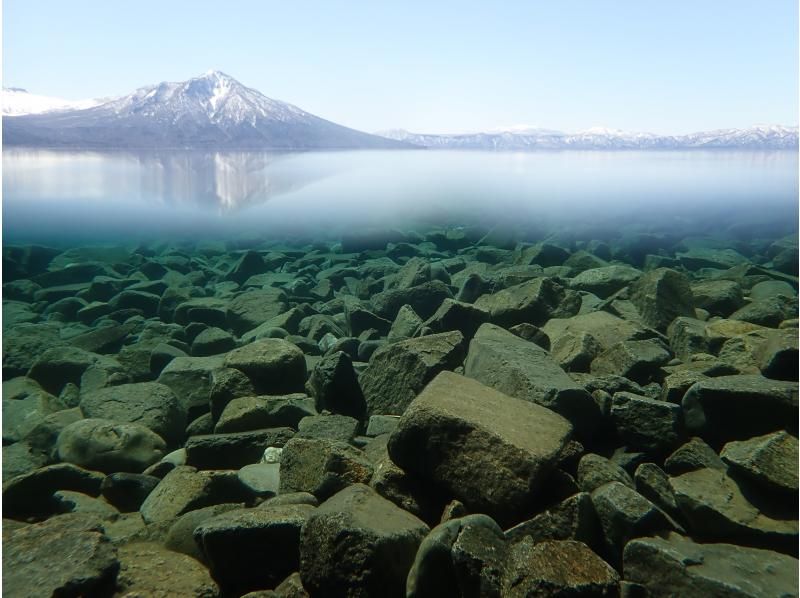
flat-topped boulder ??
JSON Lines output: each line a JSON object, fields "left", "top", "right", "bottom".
{"left": 474, "top": 277, "right": 581, "bottom": 327}
{"left": 223, "top": 339, "right": 307, "bottom": 395}
{"left": 388, "top": 371, "right": 573, "bottom": 525}
{"left": 464, "top": 323, "right": 599, "bottom": 439}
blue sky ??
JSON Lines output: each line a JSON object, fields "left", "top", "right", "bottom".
{"left": 3, "top": 1, "right": 798, "bottom": 134}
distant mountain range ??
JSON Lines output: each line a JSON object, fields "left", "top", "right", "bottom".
{"left": 2, "top": 71, "right": 409, "bottom": 150}
{"left": 376, "top": 125, "right": 799, "bottom": 150}
{"left": 2, "top": 72, "right": 797, "bottom": 150}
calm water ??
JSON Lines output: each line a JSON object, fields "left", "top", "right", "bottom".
{"left": 3, "top": 149, "right": 798, "bottom": 244}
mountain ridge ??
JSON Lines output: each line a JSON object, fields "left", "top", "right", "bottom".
{"left": 2, "top": 71, "right": 412, "bottom": 150}
{"left": 376, "top": 124, "right": 799, "bottom": 150}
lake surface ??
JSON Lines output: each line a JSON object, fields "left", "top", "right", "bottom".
{"left": 3, "top": 149, "right": 798, "bottom": 244}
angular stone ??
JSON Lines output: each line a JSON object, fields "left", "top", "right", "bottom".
{"left": 388, "top": 371, "right": 572, "bottom": 525}
{"left": 624, "top": 533, "right": 799, "bottom": 598}
{"left": 57, "top": 418, "right": 166, "bottom": 474}
{"left": 576, "top": 453, "right": 634, "bottom": 493}
{"left": 610, "top": 392, "right": 684, "bottom": 454}
{"left": 360, "top": 331, "right": 465, "bottom": 416}
{"left": 157, "top": 355, "right": 224, "bottom": 419}
{"left": 474, "top": 277, "right": 581, "bottom": 328}
{"left": 591, "top": 481, "right": 675, "bottom": 560}
{"left": 139, "top": 466, "right": 253, "bottom": 524}
{"left": 307, "top": 351, "right": 366, "bottom": 419}
{"left": 223, "top": 339, "right": 307, "bottom": 395}
{"left": 371, "top": 280, "right": 454, "bottom": 321}
{"left": 185, "top": 428, "right": 295, "bottom": 470}
{"left": 681, "top": 375, "right": 798, "bottom": 445}
{"left": 114, "top": 542, "right": 220, "bottom": 598}
{"left": 237, "top": 463, "right": 280, "bottom": 497}
{"left": 407, "top": 514, "right": 507, "bottom": 598}
{"left": 300, "top": 484, "right": 429, "bottom": 598}
{"left": 630, "top": 268, "right": 695, "bottom": 331}
{"left": 101, "top": 472, "right": 160, "bottom": 512}
{"left": 195, "top": 505, "right": 315, "bottom": 595}
{"left": 421, "top": 298, "right": 490, "bottom": 340}
{"left": 209, "top": 367, "right": 256, "bottom": 422}
{"left": 388, "top": 304, "right": 424, "bottom": 342}
{"left": 570, "top": 265, "right": 642, "bottom": 298}
{"left": 502, "top": 538, "right": 620, "bottom": 598}
{"left": 226, "top": 288, "right": 288, "bottom": 335}
{"left": 691, "top": 279, "right": 745, "bottom": 316}
{"left": 664, "top": 437, "right": 726, "bottom": 475}
{"left": 3, "top": 463, "right": 105, "bottom": 518}
{"left": 279, "top": 437, "right": 373, "bottom": 500}
{"left": 215, "top": 394, "right": 316, "bottom": 433}
{"left": 297, "top": 414, "right": 360, "bottom": 442}
{"left": 671, "top": 468, "right": 798, "bottom": 551}
{"left": 164, "top": 502, "right": 245, "bottom": 563}
{"left": 721, "top": 431, "right": 799, "bottom": 494}
{"left": 505, "top": 492, "right": 602, "bottom": 550}
{"left": 464, "top": 323, "right": 600, "bottom": 439}
{"left": 590, "top": 339, "right": 672, "bottom": 385}
{"left": 3, "top": 514, "right": 120, "bottom": 597}
{"left": 79, "top": 382, "right": 187, "bottom": 446}
{"left": 634, "top": 463, "right": 683, "bottom": 523}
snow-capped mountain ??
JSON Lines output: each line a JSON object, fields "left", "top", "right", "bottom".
{"left": 377, "top": 125, "right": 799, "bottom": 150}
{"left": 3, "top": 71, "right": 411, "bottom": 150}
{"left": 2, "top": 87, "right": 103, "bottom": 116}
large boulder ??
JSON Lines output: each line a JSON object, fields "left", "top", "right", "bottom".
{"left": 670, "top": 467, "right": 797, "bottom": 552}
{"left": 502, "top": 538, "right": 620, "bottom": 598}
{"left": 630, "top": 268, "right": 695, "bottom": 331}
{"left": 388, "top": 371, "right": 572, "bottom": 525}
{"left": 464, "top": 323, "right": 600, "bottom": 439}
{"left": 299, "top": 484, "right": 429, "bottom": 598}
{"left": 3, "top": 463, "right": 105, "bottom": 518}
{"left": 610, "top": 392, "right": 684, "bottom": 454}
{"left": 194, "top": 505, "right": 315, "bottom": 595}
{"left": 407, "top": 514, "right": 508, "bottom": 598}
{"left": 307, "top": 351, "right": 366, "bottom": 419}
{"left": 570, "top": 265, "right": 642, "bottom": 298}
{"left": 681, "top": 375, "right": 798, "bottom": 446}
{"left": 474, "top": 277, "right": 581, "bottom": 328}
{"left": 624, "top": 532, "right": 799, "bottom": 598}
{"left": 223, "top": 339, "right": 307, "bottom": 395}
{"left": 3, "top": 514, "right": 120, "bottom": 597}
{"left": 114, "top": 542, "right": 220, "bottom": 598}
{"left": 57, "top": 418, "right": 166, "bottom": 473}
{"left": 79, "top": 382, "right": 187, "bottom": 447}
{"left": 720, "top": 431, "right": 798, "bottom": 494}
{"left": 279, "top": 436, "right": 374, "bottom": 500}
{"left": 360, "top": 331, "right": 465, "bottom": 416}
{"left": 226, "top": 288, "right": 288, "bottom": 335}
{"left": 156, "top": 355, "right": 225, "bottom": 419}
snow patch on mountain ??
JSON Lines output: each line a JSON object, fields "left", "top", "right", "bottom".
{"left": 2, "top": 88, "right": 103, "bottom": 116}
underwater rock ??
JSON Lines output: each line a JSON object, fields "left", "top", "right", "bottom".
{"left": 630, "top": 268, "right": 695, "bottom": 331}
{"left": 80, "top": 382, "right": 187, "bottom": 447}
{"left": 223, "top": 339, "right": 307, "bottom": 395}
{"left": 360, "top": 330, "right": 465, "bottom": 416}
{"left": 215, "top": 394, "right": 315, "bottom": 433}
{"left": 57, "top": 418, "right": 167, "bottom": 474}
{"left": 576, "top": 453, "right": 635, "bottom": 493}
{"left": 388, "top": 371, "right": 572, "bottom": 525}
{"left": 610, "top": 391, "right": 685, "bottom": 454}
{"left": 502, "top": 538, "right": 620, "bottom": 598}
{"left": 590, "top": 338, "right": 672, "bottom": 385}
{"left": 279, "top": 436, "right": 373, "bottom": 499}
{"left": 300, "top": 483, "right": 429, "bottom": 598}
{"left": 115, "top": 542, "right": 220, "bottom": 598}
{"left": 720, "top": 431, "right": 799, "bottom": 494}
{"left": 465, "top": 323, "right": 599, "bottom": 439}
{"left": 623, "top": 532, "right": 799, "bottom": 598}
{"left": 474, "top": 277, "right": 581, "bottom": 327}
{"left": 100, "top": 472, "right": 161, "bottom": 512}
{"left": 184, "top": 428, "right": 295, "bottom": 470}
{"left": 3, "top": 514, "right": 120, "bottom": 597}
{"left": 505, "top": 492, "right": 603, "bottom": 550}
{"left": 297, "top": 413, "right": 360, "bottom": 442}
{"left": 407, "top": 514, "right": 507, "bottom": 598}
{"left": 681, "top": 374, "right": 798, "bottom": 446}
{"left": 195, "top": 505, "right": 315, "bottom": 595}
{"left": 306, "top": 350, "right": 366, "bottom": 419}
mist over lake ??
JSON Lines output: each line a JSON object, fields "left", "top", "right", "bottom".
{"left": 4, "top": 149, "right": 797, "bottom": 244}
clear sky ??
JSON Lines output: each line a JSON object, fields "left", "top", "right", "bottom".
{"left": 3, "top": 1, "right": 798, "bottom": 134}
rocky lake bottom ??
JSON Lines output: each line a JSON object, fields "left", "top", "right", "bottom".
{"left": 2, "top": 220, "right": 799, "bottom": 597}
